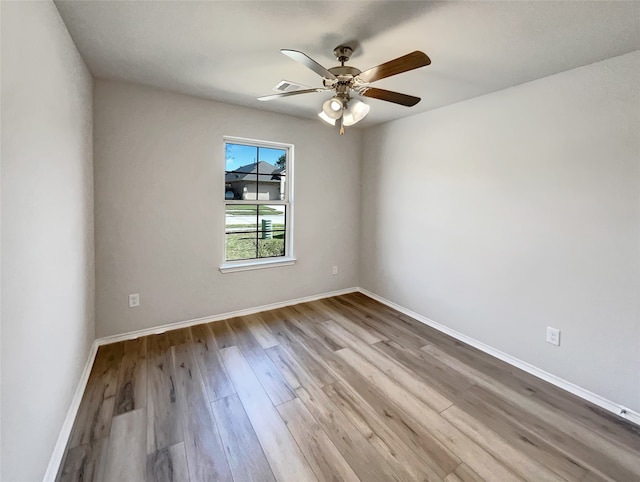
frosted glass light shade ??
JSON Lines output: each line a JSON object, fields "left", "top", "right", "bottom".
{"left": 318, "top": 111, "right": 337, "bottom": 125}
{"left": 322, "top": 97, "right": 344, "bottom": 120}
{"left": 343, "top": 100, "right": 370, "bottom": 126}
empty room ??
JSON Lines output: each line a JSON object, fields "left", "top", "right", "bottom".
{"left": 2, "top": 1, "right": 639, "bottom": 481}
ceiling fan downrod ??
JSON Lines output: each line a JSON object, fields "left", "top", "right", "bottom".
{"left": 333, "top": 45, "right": 353, "bottom": 66}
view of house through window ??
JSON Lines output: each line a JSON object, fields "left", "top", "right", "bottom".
{"left": 224, "top": 138, "right": 291, "bottom": 263}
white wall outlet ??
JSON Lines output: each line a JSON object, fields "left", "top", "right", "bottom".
{"left": 332, "top": 265, "right": 338, "bottom": 275}
{"left": 128, "top": 293, "right": 140, "bottom": 308}
{"left": 546, "top": 327, "right": 560, "bottom": 346}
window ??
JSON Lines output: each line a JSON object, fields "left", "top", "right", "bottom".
{"left": 220, "top": 137, "right": 294, "bottom": 272}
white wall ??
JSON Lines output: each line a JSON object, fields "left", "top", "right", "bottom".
{"left": 94, "top": 80, "right": 361, "bottom": 337}
{"left": 1, "top": 2, "right": 95, "bottom": 481}
{"left": 2, "top": 7, "right": 636, "bottom": 477}
{"left": 360, "top": 51, "right": 640, "bottom": 412}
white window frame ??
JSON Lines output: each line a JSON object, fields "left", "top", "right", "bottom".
{"left": 220, "top": 136, "right": 295, "bottom": 273}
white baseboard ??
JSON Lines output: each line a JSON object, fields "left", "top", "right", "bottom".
{"left": 43, "top": 340, "right": 99, "bottom": 482}
{"left": 358, "top": 287, "right": 640, "bottom": 427}
{"left": 96, "top": 286, "right": 359, "bottom": 346}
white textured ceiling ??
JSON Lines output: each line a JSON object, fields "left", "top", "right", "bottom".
{"left": 55, "top": 1, "right": 640, "bottom": 127}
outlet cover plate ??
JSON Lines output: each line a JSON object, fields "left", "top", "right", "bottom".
{"left": 546, "top": 327, "right": 560, "bottom": 346}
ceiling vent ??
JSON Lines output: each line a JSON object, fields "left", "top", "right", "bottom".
{"left": 272, "top": 79, "right": 310, "bottom": 93}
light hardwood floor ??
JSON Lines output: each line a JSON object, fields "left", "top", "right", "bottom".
{"left": 57, "top": 292, "right": 640, "bottom": 481}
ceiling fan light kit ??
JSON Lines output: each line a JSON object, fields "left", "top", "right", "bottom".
{"left": 318, "top": 96, "right": 371, "bottom": 135}
{"left": 258, "top": 44, "right": 430, "bottom": 135}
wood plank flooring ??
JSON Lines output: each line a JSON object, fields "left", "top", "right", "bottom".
{"left": 57, "top": 292, "right": 640, "bottom": 482}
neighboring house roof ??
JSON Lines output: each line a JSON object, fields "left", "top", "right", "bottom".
{"left": 225, "top": 161, "right": 284, "bottom": 183}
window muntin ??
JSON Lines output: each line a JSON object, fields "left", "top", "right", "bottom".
{"left": 222, "top": 138, "right": 293, "bottom": 270}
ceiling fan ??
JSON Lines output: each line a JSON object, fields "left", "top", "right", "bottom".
{"left": 258, "top": 45, "right": 431, "bottom": 135}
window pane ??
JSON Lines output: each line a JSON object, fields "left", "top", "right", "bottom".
{"left": 258, "top": 147, "right": 286, "bottom": 170}
{"left": 258, "top": 205, "right": 285, "bottom": 240}
{"left": 258, "top": 236, "right": 285, "bottom": 258}
{"left": 225, "top": 205, "right": 258, "bottom": 261}
{"left": 225, "top": 232, "right": 257, "bottom": 261}
{"left": 258, "top": 148, "right": 286, "bottom": 201}
{"left": 225, "top": 143, "right": 259, "bottom": 200}
{"left": 225, "top": 204, "right": 258, "bottom": 232}
{"left": 257, "top": 205, "right": 285, "bottom": 259}
{"left": 225, "top": 164, "right": 257, "bottom": 200}
{"left": 226, "top": 144, "right": 258, "bottom": 171}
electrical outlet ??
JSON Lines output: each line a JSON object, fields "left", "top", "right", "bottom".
{"left": 129, "top": 293, "right": 140, "bottom": 308}
{"left": 332, "top": 265, "right": 338, "bottom": 275}
{"left": 546, "top": 327, "right": 560, "bottom": 346}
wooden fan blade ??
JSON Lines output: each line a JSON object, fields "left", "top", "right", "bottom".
{"left": 257, "top": 88, "right": 327, "bottom": 101}
{"left": 357, "top": 51, "right": 430, "bottom": 84}
{"left": 281, "top": 49, "right": 338, "bottom": 80}
{"left": 359, "top": 87, "right": 421, "bottom": 106}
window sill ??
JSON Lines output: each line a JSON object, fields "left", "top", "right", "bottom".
{"left": 219, "top": 257, "right": 296, "bottom": 273}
